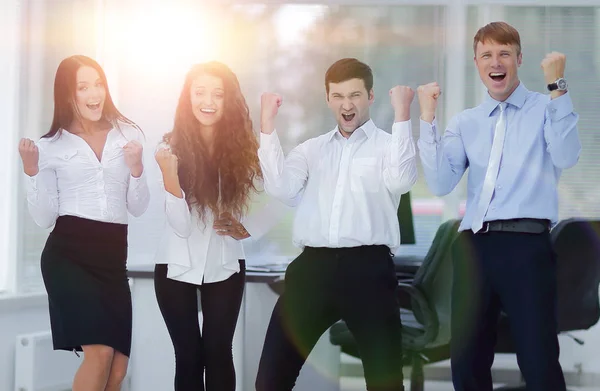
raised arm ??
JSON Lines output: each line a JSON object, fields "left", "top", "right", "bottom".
{"left": 124, "top": 135, "right": 150, "bottom": 217}
{"left": 19, "top": 139, "right": 59, "bottom": 229}
{"left": 416, "top": 82, "right": 468, "bottom": 196}
{"left": 155, "top": 146, "right": 192, "bottom": 238}
{"left": 540, "top": 52, "right": 581, "bottom": 169}
{"left": 383, "top": 85, "right": 418, "bottom": 196}
{"left": 257, "top": 93, "right": 308, "bottom": 205}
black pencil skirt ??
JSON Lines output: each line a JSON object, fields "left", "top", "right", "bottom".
{"left": 40, "top": 215, "right": 132, "bottom": 357}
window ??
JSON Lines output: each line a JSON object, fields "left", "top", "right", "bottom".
{"left": 458, "top": 6, "right": 600, "bottom": 223}
{"left": 12, "top": 0, "right": 101, "bottom": 293}
{"left": 0, "top": 0, "right": 21, "bottom": 293}
{"left": 106, "top": 3, "right": 448, "bottom": 264}
{"left": 502, "top": 6, "right": 600, "bottom": 221}
{"left": 11, "top": 2, "right": 600, "bottom": 292}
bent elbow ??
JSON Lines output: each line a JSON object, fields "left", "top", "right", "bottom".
{"left": 36, "top": 214, "right": 57, "bottom": 230}
{"left": 553, "top": 150, "right": 581, "bottom": 170}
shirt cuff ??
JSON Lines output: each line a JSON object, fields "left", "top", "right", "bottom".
{"left": 24, "top": 172, "right": 39, "bottom": 191}
{"left": 259, "top": 130, "right": 282, "bottom": 151}
{"left": 391, "top": 119, "right": 412, "bottom": 138}
{"left": 240, "top": 235, "right": 255, "bottom": 245}
{"left": 130, "top": 168, "right": 146, "bottom": 184}
{"left": 419, "top": 117, "right": 440, "bottom": 144}
{"left": 546, "top": 91, "right": 574, "bottom": 122}
{"left": 165, "top": 188, "right": 187, "bottom": 203}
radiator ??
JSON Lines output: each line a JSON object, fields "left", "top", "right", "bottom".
{"left": 14, "top": 330, "right": 79, "bottom": 391}
{"left": 14, "top": 330, "right": 132, "bottom": 391}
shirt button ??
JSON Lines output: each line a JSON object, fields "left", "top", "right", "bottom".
{"left": 497, "top": 185, "right": 502, "bottom": 190}
{"left": 64, "top": 154, "right": 69, "bottom": 159}
{"left": 101, "top": 210, "right": 107, "bottom": 216}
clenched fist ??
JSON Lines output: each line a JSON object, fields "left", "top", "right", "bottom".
{"left": 155, "top": 147, "right": 178, "bottom": 177}
{"left": 389, "top": 85, "right": 414, "bottom": 122}
{"left": 260, "top": 93, "right": 283, "bottom": 134}
{"left": 541, "top": 52, "right": 566, "bottom": 85}
{"left": 155, "top": 147, "right": 182, "bottom": 198}
{"left": 19, "top": 138, "right": 40, "bottom": 177}
{"left": 417, "top": 82, "right": 442, "bottom": 123}
{"left": 123, "top": 140, "right": 144, "bottom": 178}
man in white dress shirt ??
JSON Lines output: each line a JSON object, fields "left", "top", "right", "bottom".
{"left": 255, "top": 58, "right": 417, "bottom": 391}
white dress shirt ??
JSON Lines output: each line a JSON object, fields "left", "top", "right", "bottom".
{"left": 25, "top": 126, "right": 150, "bottom": 229}
{"left": 153, "top": 144, "right": 291, "bottom": 284}
{"left": 258, "top": 118, "right": 417, "bottom": 254}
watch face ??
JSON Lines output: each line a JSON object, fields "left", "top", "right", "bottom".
{"left": 557, "top": 79, "right": 567, "bottom": 89}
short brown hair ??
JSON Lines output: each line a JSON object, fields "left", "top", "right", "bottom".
{"left": 473, "top": 21, "right": 521, "bottom": 56}
{"left": 325, "top": 58, "right": 373, "bottom": 94}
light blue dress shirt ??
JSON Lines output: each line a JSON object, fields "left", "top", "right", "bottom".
{"left": 418, "top": 82, "right": 581, "bottom": 232}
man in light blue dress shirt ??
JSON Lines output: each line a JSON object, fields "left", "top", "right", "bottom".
{"left": 416, "top": 21, "right": 581, "bottom": 391}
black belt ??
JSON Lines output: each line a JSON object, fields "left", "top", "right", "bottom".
{"left": 479, "top": 218, "right": 550, "bottom": 234}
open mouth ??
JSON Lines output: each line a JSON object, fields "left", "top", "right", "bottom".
{"left": 200, "top": 108, "right": 216, "bottom": 114}
{"left": 342, "top": 113, "right": 355, "bottom": 122}
{"left": 489, "top": 72, "right": 506, "bottom": 82}
{"left": 86, "top": 103, "right": 101, "bottom": 110}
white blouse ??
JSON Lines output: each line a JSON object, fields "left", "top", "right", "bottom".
{"left": 153, "top": 144, "right": 291, "bottom": 284}
{"left": 25, "top": 125, "right": 150, "bottom": 228}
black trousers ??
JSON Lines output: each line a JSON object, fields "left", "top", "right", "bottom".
{"left": 154, "top": 260, "right": 245, "bottom": 391}
{"left": 256, "top": 245, "right": 404, "bottom": 391}
{"left": 450, "top": 230, "right": 566, "bottom": 391}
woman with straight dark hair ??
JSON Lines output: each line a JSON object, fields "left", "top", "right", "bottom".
{"left": 18, "top": 54, "right": 150, "bottom": 391}
{"left": 153, "top": 61, "right": 289, "bottom": 391}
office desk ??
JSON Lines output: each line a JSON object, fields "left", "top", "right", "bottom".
{"left": 126, "top": 264, "right": 342, "bottom": 391}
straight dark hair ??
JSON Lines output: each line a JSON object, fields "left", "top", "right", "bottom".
{"left": 43, "top": 55, "right": 140, "bottom": 139}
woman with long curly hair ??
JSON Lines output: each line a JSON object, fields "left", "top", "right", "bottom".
{"left": 153, "top": 61, "right": 288, "bottom": 391}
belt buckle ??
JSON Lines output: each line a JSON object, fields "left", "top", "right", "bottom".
{"left": 481, "top": 222, "right": 490, "bottom": 233}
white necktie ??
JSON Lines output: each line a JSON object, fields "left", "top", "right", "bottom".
{"left": 472, "top": 102, "right": 507, "bottom": 233}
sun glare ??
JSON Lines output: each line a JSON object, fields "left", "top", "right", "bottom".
{"left": 119, "top": 3, "right": 220, "bottom": 76}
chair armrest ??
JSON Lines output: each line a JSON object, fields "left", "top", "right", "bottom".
{"left": 397, "top": 282, "right": 439, "bottom": 349}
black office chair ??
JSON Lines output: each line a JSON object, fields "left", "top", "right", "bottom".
{"left": 494, "top": 218, "right": 600, "bottom": 390}
{"left": 329, "top": 219, "right": 461, "bottom": 391}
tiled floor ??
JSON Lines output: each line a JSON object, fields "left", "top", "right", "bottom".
{"left": 338, "top": 354, "right": 600, "bottom": 391}
{"left": 341, "top": 377, "right": 600, "bottom": 391}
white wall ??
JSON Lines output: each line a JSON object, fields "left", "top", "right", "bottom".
{"left": 0, "top": 294, "right": 50, "bottom": 391}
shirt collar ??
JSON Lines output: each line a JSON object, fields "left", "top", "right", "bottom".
{"left": 328, "top": 118, "right": 377, "bottom": 142}
{"left": 481, "top": 81, "right": 528, "bottom": 116}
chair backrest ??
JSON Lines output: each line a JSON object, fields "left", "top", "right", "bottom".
{"left": 398, "top": 191, "right": 416, "bottom": 245}
{"left": 411, "top": 218, "right": 461, "bottom": 348}
{"left": 551, "top": 218, "right": 600, "bottom": 332}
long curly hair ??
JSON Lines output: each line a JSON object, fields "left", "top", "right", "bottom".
{"left": 163, "top": 61, "right": 261, "bottom": 222}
